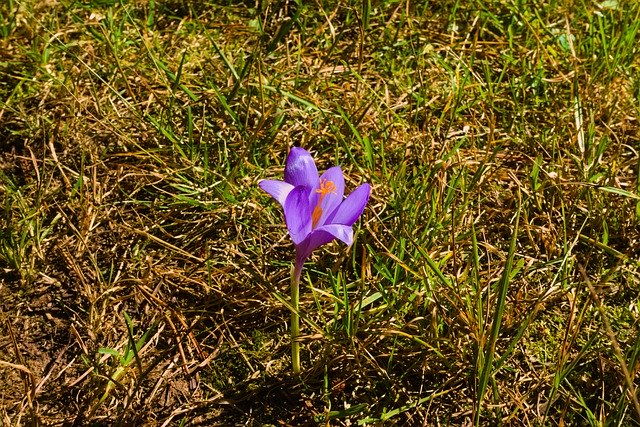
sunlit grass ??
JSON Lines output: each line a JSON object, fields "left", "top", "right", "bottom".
{"left": 1, "top": 0, "right": 639, "bottom": 425}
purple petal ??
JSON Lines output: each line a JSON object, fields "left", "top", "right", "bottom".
{"left": 284, "top": 186, "right": 312, "bottom": 245}
{"left": 310, "top": 166, "right": 345, "bottom": 228}
{"left": 259, "top": 179, "right": 294, "bottom": 208}
{"left": 313, "top": 223, "right": 354, "bottom": 245}
{"left": 296, "top": 224, "right": 354, "bottom": 262}
{"left": 284, "top": 147, "right": 319, "bottom": 190}
{"left": 328, "top": 183, "right": 370, "bottom": 226}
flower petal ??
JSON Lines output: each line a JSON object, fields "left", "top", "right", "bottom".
{"left": 328, "top": 183, "right": 370, "bottom": 226}
{"left": 259, "top": 179, "right": 294, "bottom": 208}
{"left": 296, "top": 224, "right": 354, "bottom": 262}
{"left": 284, "top": 185, "right": 312, "bottom": 245}
{"left": 284, "top": 147, "right": 320, "bottom": 190}
{"left": 314, "top": 223, "right": 354, "bottom": 246}
{"left": 311, "top": 166, "right": 345, "bottom": 228}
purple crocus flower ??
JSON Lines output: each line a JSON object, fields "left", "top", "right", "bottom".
{"left": 260, "top": 146, "right": 369, "bottom": 373}
{"left": 259, "top": 147, "right": 370, "bottom": 268}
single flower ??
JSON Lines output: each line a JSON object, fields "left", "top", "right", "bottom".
{"left": 259, "top": 147, "right": 370, "bottom": 265}
{"left": 259, "top": 146, "right": 370, "bottom": 374}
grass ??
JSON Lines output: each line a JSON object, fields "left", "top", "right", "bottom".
{"left": 1, "top": 0, "right": 639, "bottom": 425}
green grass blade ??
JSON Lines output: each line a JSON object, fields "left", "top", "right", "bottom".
{"left": 475, "top": 198, "right": 521, "bottom": 425}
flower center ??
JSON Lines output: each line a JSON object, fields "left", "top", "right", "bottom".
{"left": 311, "top": 179, "right": 337, "bottom": 228}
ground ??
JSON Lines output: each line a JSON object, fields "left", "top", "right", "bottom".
{"left": 1, "top": 0, "right": 640, "bottom": 425}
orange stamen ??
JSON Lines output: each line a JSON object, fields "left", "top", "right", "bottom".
{"left": 316, "top": 179, "right": 337, "bottom": 196}
{"left": 311, "top": 179, "right": 337, "bottom": 228}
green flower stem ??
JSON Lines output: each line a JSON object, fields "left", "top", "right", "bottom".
{"left": 291, "top": 261, "right": 303, "bottom": 374}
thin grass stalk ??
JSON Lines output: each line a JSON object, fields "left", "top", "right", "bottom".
{"left": 578, "top": 264, "right": 640, "bottom": 420}
{"left": 474, "top": 200, "right": 521, "bottom": 425}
